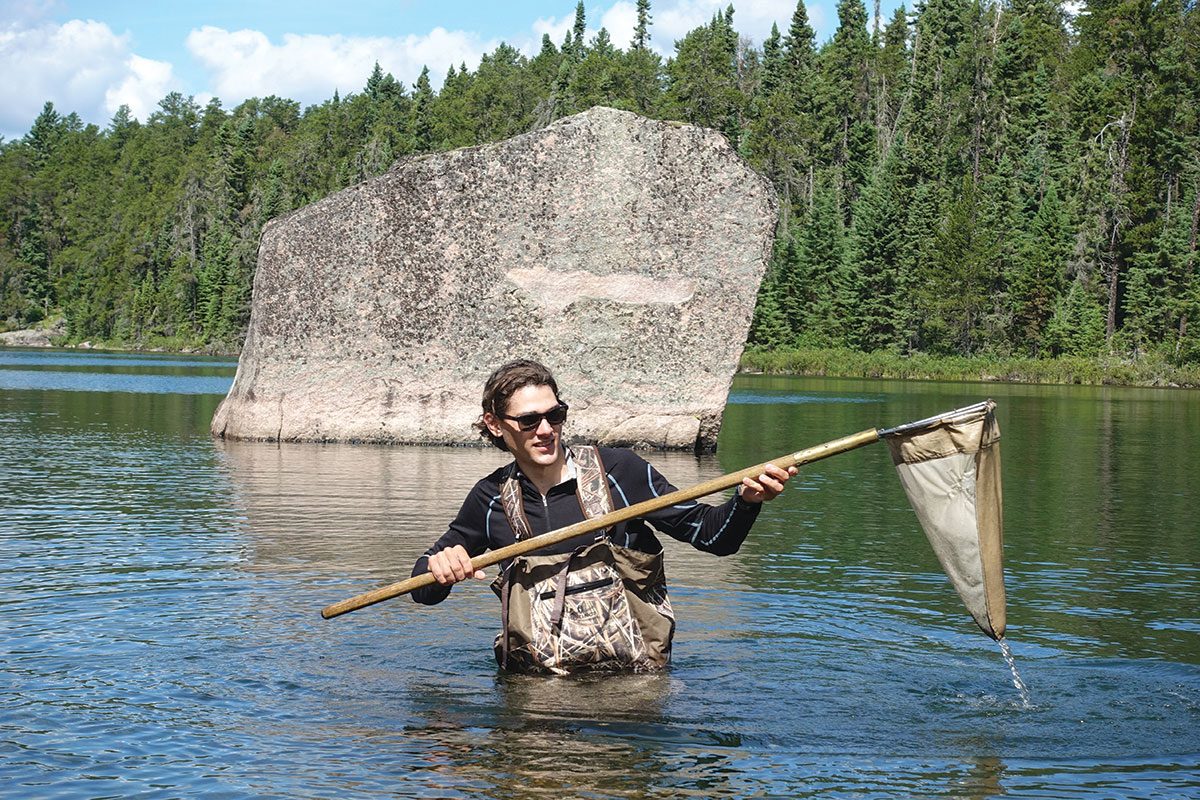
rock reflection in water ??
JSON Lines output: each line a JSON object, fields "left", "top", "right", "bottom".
{"left": 218, "top": 438, "right": 750, "bottom": 592}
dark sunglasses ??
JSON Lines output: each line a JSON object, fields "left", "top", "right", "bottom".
{"left": 500, "top": 402, "right": 569, "bottom": 431}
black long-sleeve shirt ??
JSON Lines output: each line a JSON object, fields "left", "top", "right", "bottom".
{"left": 410, "top": 447, "right": 761, "bottom": 605}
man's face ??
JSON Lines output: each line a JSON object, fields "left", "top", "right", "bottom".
{"left": 485, "top": 384, "right": 564, "bottom": 472}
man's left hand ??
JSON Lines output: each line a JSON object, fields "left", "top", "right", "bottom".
{"left": 739, "top": 463, "right": 798, "bottom": 504}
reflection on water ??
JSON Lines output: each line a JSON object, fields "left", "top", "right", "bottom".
{"left": 220, "top": 437, "right": 743, "bottom": 592}
{"left": 2, "top": 351, "right": 1199, "bottom": 798}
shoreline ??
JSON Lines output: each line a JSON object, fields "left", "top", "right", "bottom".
{"left": 0, "top": 333, "right": 239, "bottom": 359}
{"left": 5, "top": 338, "right": 1198, "bottom": 390}
{"left": 739, "top": 346, "right": 1200, "bottom": 390}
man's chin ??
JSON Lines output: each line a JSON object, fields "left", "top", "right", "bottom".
{"left": 529, "top": 443, "right": 559, "bottom": 463}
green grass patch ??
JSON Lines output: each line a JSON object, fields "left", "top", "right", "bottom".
{"left": 739, "top": 347, "right": 1200, "bottom": 389}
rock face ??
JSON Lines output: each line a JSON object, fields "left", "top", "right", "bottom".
{"left": 0, "top": 329, "right": 53, "bottom": 347}
{"left": 211, "top": 107, "right": 777, "bottom": 450}
{"left": 0, "top": 319, "right": 65, "bottom": 347}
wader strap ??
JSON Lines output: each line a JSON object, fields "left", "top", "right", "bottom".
{"left": 550, "top": 550, "right": 583, "bottom": 633}
{"left": 572, "top": 446, "right": 615, "bottom": 533}
{"left": 500, "top": 463, "right": 534, "bottom": 541}
{"left": 500, "top": 569, "right": 514, "bottom": 670}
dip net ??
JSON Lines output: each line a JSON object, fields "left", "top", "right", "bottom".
{"left": 882, "top": 401, "right": 1006, "bottom": 640}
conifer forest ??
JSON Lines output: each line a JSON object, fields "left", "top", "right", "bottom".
{"left": 1, "top": 0, "right": 1197, "bottom": 367}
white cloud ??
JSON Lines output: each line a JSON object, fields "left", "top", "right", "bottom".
{"left": 185, "top": 26, "right": 494, "bottom": 109}
{"left": 525, "top": 1, "right": 824, "bottom": 65}
{"left": 742, "top": 0, "right": 832, "bottom": 41}
{"left": 654, "top": 0, "right": 823, "bottom": 47}
{"left": 104, "top": 54, "right": 174, "bottom": 122}
{"left": 530, "top": 13, "right": 574, "bottom": 50}
{"left": 535, "top": 0, "right": 825, "bottom": 59}
{"left": 600, "top": 2, "right": 638, "bottom": 49}
{"left": 530, "top": 4, "right": 635, "bottom": 52}
{"left": 0, "top": 18, "right": 176, "bottom": 138}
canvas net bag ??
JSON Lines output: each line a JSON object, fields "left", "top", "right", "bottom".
{"left": 491, "top": 446, "right": 675, "bottom": 675}
{"left": 884, "top": 401, "right": 1006, "bottom": 639}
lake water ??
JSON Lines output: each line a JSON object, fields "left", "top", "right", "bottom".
{"left": 2, "top": 348, "right": 1198, "bottom": 798}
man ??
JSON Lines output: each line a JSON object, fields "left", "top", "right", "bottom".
{"left": 411, "top": 359, "right": 795, "bottom": 671}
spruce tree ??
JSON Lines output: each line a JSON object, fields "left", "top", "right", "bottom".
{"left": 25, "top": 102, "right": 64, "bottom": 168}
{"left": 844, "top": 145, "right": 906, "bottom": 350}
{"left": 781, "top": 0, "right": 816, "bottom": 91}
{"left": 664, "top": 11, "right": 743, "bottom": 140}
{"left": 872, "top": 5, "right": 909, "bottom": 156}
{"left": 818, "top": 0, "right": 876, "bottom": 218}
{"left": 411, "top": 67, "right": 436, "bottom": 152}
{"left": 793, "top": 184, "right": 850, "bottom": 346}
{"left": 633, "top": 0, "right": 652, "bottom": 51}
{"left": 573, "top": 2, "right": 587, "bottom": 59}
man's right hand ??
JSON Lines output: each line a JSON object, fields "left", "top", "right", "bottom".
{"left": 427, "top": 544, "right": 486, "bottom": 585}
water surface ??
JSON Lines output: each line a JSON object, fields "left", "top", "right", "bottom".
{"left": 2, "top": 349, "right": 1198, "bottom": 798}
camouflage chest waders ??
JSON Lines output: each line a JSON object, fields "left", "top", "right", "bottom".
{"left": 491, "top": 446, "right": 675, "bottom": 675}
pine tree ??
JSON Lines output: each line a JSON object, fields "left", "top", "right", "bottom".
{"left": 573, "top": 2, "right": 588, "bottom": 60}
{"left": 760, "top": 24, "right": 784, "bottom": 99}
{"left": 748, "top": 255, "right": 793, "bottom": 348}
{"left": 15, "top": 209, "right": 51, "bottom": 322}
{"left": 107, "top": 105, "right": 138, "bottom": 151}
{"left": 744, "top": 88, "right": 805, "bottom": 220}
{"left": 633, "top": 0, "right": 652, "bottom": 51}
{"left": 664, "top": 10, "right": 743, "bottom": 140}
{"left": 872, "top": 5, "right": 909, "bottom": 156}
{"left": 904, "top": 0, "right": 972, "bottom": 185}
{"left": 1044, "top": 279, "right": 1107, "bottom": 357}
{"left": 817, "top": 0, "right": 877, "bottom": 218}
{"left": 778, "top": 1, "right": 818, "bottom": 212}
{"left": 572, "top": 28, "right": 626, "bottom": 110}
{"left": 469, "top": 44, "right": 536, "bottom": 142}
{"left": 257, "top": 159, "right": 289, "bottom": 225}
{"left": 25, "top": 102, "right": 64, "bottom": 168}
{"left": 1010, "top": 180, "right": 1071, "bottom": 355}
{"left": 844, "top": 145, "right": 906, "bottom": 350}
{"left": 781, "top": 0, "right": 816, "bottom": 92}
{"left": 793, "top": 184, "right": 850, "bottom": 346}
{"left": 625, "top": 34, "right": 663, "bottom": 117}
{"left": 411, "top": 67, "right": 436, "bottom": 151}
{"left": 433, "top": 63, "right": 477, "bottom": 148}
{"left": 366, "top": 62, "right": 386, "bottom": 101}
{"left": 529, "top": 34, "right": 564, "bottom": 127}
{"left": 921, "top": 177, "right": 999, "bottom": 354}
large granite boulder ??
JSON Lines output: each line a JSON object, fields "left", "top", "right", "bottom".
{"left": 211, "top": 107, "right": 777, "bottom": 450}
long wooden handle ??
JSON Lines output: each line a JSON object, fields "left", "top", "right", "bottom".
{"left": 320, "top": 427, "right": 881, "bottom": 619}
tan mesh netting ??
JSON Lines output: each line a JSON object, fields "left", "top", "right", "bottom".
{"left": 884, "top": 401, "right": 1006, "bottom": 640}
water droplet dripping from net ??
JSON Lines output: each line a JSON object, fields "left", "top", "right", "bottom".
{"left": 997, "top": 637, "right": 1031, "bottom": 708}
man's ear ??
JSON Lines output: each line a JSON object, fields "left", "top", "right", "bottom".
{"left": 483, "top": 411, "right": 504, "bottom": 438}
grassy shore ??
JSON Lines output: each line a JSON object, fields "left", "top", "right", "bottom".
{"left": 739, "top": 346, "right": 1200, "bottom": 389}
{"left": 8, "top": 323, "right": 1199, "bottom": 389}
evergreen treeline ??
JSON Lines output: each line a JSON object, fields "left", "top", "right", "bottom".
{"left": 1, "top": 0, "right": 1197, "bottom": 363}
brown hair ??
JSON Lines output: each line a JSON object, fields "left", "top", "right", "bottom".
{"left": 474, "top": 359, "right": 561, "bottom": 451}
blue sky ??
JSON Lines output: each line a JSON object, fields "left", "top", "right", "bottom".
{"left": 1, "top": 0, "right": 903, "bottom": 140}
